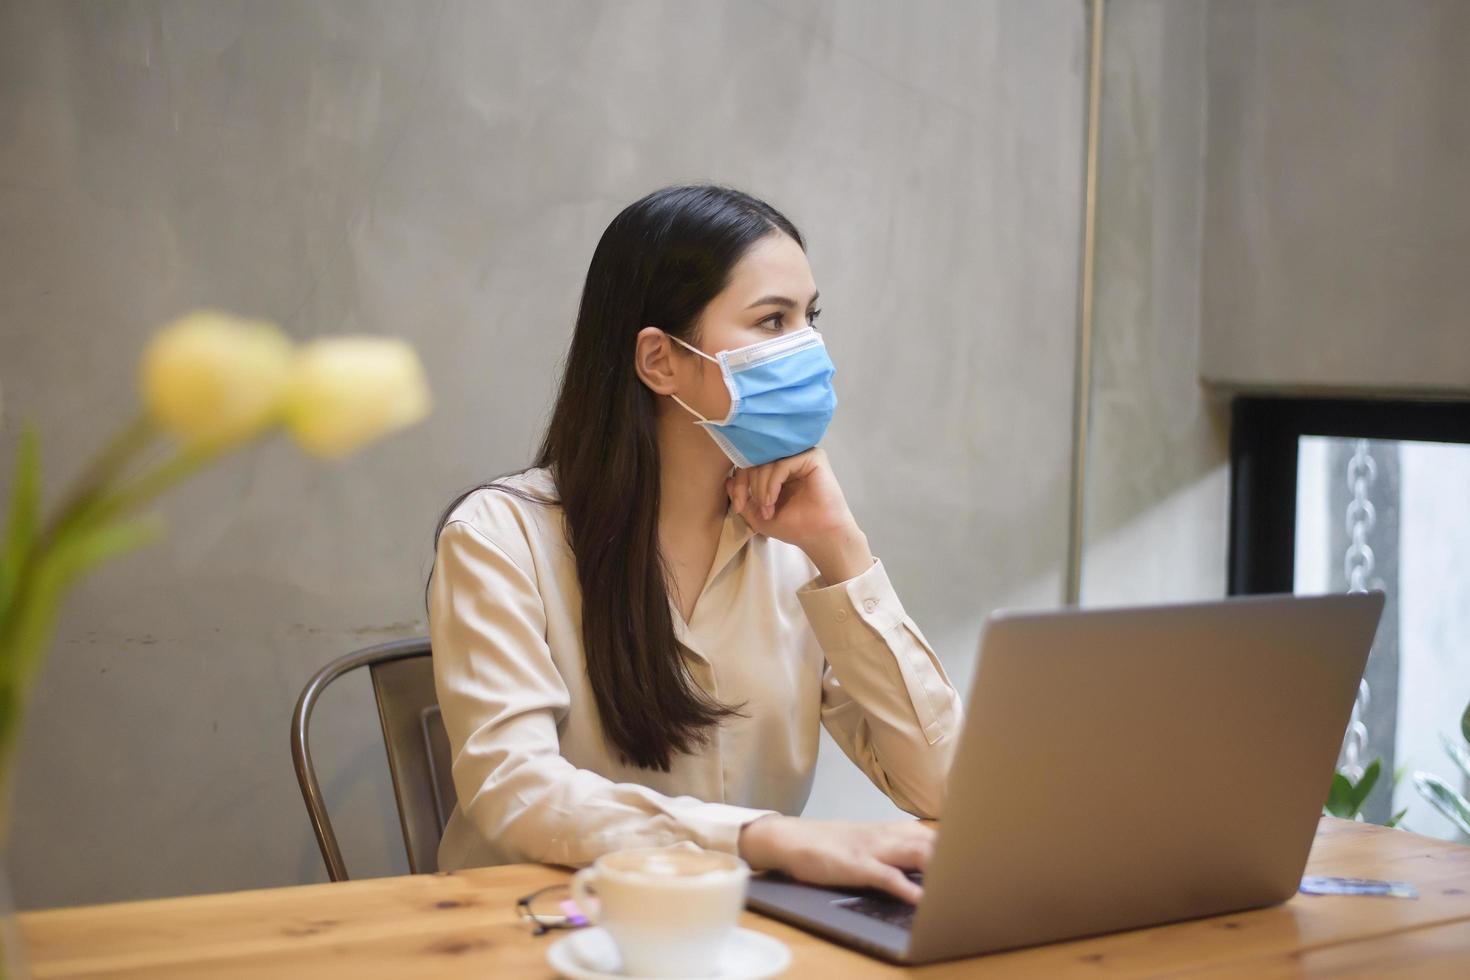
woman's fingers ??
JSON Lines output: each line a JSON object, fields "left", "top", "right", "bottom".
{"left": 751, "top": 466, "right": 770, "bottom": 519}
{"left": 764, "top": 458, "right": 796, "bottom": 516}
{"left": 856, "top": 858, "right": 924, "bottom": 905}
{"left": 888, "top": 832, "right": 934, "bottom": 873}
{"left": 764, "top": 450, "right": 820, "bottom": 519}
{"left": 866, "top": 824, "right": 935, "bottom": 873}
{"left": 757, "top": 457, "right": 798, "bottom": 519}
{"left": 732, "top": 467, "right": 750, "bottom": 514}
{"left": 731, "top": 451, "right": 824, "bottom": 523}
{"left": 746, "top": 818, "right": 934, "bottom": 906}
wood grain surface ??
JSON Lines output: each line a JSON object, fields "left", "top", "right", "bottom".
{"left": 19, "top": 818, "right": 1470, "bottom": 978}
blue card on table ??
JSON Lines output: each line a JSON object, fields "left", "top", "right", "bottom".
{"left": 1300, "top": 875, "right": 1418, "bottom": 899}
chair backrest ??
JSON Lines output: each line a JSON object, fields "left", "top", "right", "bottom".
{"left": 291, "top": 637, "right": 459, "bottom": 880}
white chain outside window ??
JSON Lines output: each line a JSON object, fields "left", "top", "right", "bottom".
{"left": 1339, "top": 439, "right": 1380, "bottom": 781}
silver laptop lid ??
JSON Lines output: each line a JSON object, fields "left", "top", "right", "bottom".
{"left": 908, "top": 590, "right": 1383, "bottom": 962}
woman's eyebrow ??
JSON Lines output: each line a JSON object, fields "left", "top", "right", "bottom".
{"left": 744, "top": 290, "right": 821, "bottom": 310}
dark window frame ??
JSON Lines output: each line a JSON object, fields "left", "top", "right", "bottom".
{"left": 1228, "top": 396, "right": 1470, "bottom": 595}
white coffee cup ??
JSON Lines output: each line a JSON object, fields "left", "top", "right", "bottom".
{"left": 569, "top": 842, "right": 751, "bottom": 978}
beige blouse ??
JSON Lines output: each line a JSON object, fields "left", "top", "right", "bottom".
{"left": 427, "top": 466, "right": 963, "bottom": 870}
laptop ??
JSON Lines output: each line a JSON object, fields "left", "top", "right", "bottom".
{"left": 746, "top": 590, "right": 1385, "bottom": 964}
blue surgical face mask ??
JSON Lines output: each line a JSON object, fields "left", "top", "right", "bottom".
{"left": 668, "top": 326, "right": 837, "bottom": 469}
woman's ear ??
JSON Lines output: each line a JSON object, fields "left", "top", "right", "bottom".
{"left": 633, "top": 326, "right": 680, "bottom": 395}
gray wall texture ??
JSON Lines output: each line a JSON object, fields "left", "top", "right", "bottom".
{"left": 0, "top": 1, "right": 1087, "bottom": 908}
{"left": 1200, "top": 0, "right": 1470, "bottom": 395}
{"left": 1084, "top": 0, "right": 1470, "bottom": 612}
{"left": 1082, "top": 0, "right": 1229, "bottom": 607}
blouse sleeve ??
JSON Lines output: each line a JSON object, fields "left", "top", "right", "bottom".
{"left": 796, "top": 556, "right": 964, "bottom": 818}
{"left": 429, "top": 519, "right": 777, "bottom": 867}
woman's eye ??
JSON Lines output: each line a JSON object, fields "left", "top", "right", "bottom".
{"left": 759, "top": 308, "right": 821, "bottom": 332}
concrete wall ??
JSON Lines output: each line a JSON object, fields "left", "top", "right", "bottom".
{"left": 1083, "top": 0, "right": 1470, "bottom": 608}
{"left": 0, "top": 1, "right": 1086, "bottom": 908}
{"left": 1200, "top": 0, "right": 1470, "bottom": 396}
{"left": 1082, "top": 0, "right": 1230, "bottom": 608}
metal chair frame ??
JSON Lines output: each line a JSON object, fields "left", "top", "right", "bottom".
{"left": 291, "top": 637, "right": 456, "bottom": 881}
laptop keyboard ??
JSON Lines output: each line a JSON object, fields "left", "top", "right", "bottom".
{"left": 831, "top": 871, "right": 921, "bottom": 931}
{"left": 834, "top": 894, "right": 916, "bottom": 930}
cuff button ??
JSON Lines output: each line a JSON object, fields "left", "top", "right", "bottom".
{"left": 834, "top": 608, "right": 848, "bottom": 623}
{"left": 863, "top": 598, "right": 879, "bottom": 613}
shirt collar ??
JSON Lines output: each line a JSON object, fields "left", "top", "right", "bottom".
{"left": 711, "top": 503, "right": 755, "bottom": 589}
{"left": 670, "top": 504, "right": 755, "bottom": 659}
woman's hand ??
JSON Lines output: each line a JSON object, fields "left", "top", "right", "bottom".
{"left": 726, "top": 447, "right": 873, "bottom": 584}
{"left": 737, "top": 814, "right": 933, "bottom": 905}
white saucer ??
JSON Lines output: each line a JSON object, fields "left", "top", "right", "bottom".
{"left": 547, "top": 926, "right": 791, "bottom": 980}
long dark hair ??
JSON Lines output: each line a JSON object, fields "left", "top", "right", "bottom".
{"left": 428, "top": 183, "right": 805, "bottom": 771}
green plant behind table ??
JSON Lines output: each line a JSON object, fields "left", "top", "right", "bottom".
{"left": 1411, "top": 699, "right": 1470, "bottom": 840}
{"left": 1323, "top": 758, "right": 1408, "bottom": 827}
{"left": 0, "top": 310, "right": 431, "bottom": 894}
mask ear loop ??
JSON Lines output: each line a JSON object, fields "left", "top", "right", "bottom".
{"left": 670, "top": 390, "right": 708, "bottom": 423}
{"left": 668, "top": 334, "right": 719, "bottom": 424}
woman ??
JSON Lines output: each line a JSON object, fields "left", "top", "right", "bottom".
{"left": 427, "top": 184, "right": 962, "bottom": 904}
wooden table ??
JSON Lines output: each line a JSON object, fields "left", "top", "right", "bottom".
{"left": 19, "top": 818, "right": 1470, "bottom": 977}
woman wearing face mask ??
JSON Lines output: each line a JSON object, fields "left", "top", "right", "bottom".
{"left": 426, "top": 184, "right": 962, "bottom": 904}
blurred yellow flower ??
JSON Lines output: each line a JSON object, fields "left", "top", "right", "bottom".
{"left": 282, "top": 336, "right": 431, "bottom": 459}
{"left": 140, "top": 310, "right": 295, "bottom": 451}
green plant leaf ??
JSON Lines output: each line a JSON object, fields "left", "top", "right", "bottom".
{"left": 1324, "top": 761, "right": 1383, "bottom": 819}
{"left": 1413, "top": 772, "right": 1470, "bottom": 838}
{"left": 1325, "top": 772, "right": 1356, "bottom": 818}
{"left": 1441, "top": 731, "right": 1470, "bottom": 783}
{"left": 1349, "top": 759, "right": 1381, "bottom": 813}
{"left": 2, "top": 516, "right": 163, "bottom": 693}
{"left": 0, "top": 425, "right": 41, "bottom": 619}
{"left": 49, "top": 515, "right": 165, "bottom": 593}
{"left": 1387, "top": 807, "right": 1409, "bottom": 828}
{"left": 1462, "top": 699, "right": 1470, "bottom": 754}
{"left": 0, "top": 515, "right": 161, "bottom": 811}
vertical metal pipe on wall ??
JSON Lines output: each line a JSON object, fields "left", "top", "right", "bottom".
{"left": 1064, "top": 0, "right": 1104, "bottom": 606}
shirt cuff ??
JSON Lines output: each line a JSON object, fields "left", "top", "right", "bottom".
{"left": 545, "top": 801, "right": 779, "bottom": 867}
{"left": 796, "top": 556, "right": 907, "bottom": 651}
{"left": 679, "top": 802, "right": 782, "bottom": 857}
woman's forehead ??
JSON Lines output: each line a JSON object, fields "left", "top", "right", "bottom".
{"left": 722, "top": 234, "right": 817, "bottom": 306}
